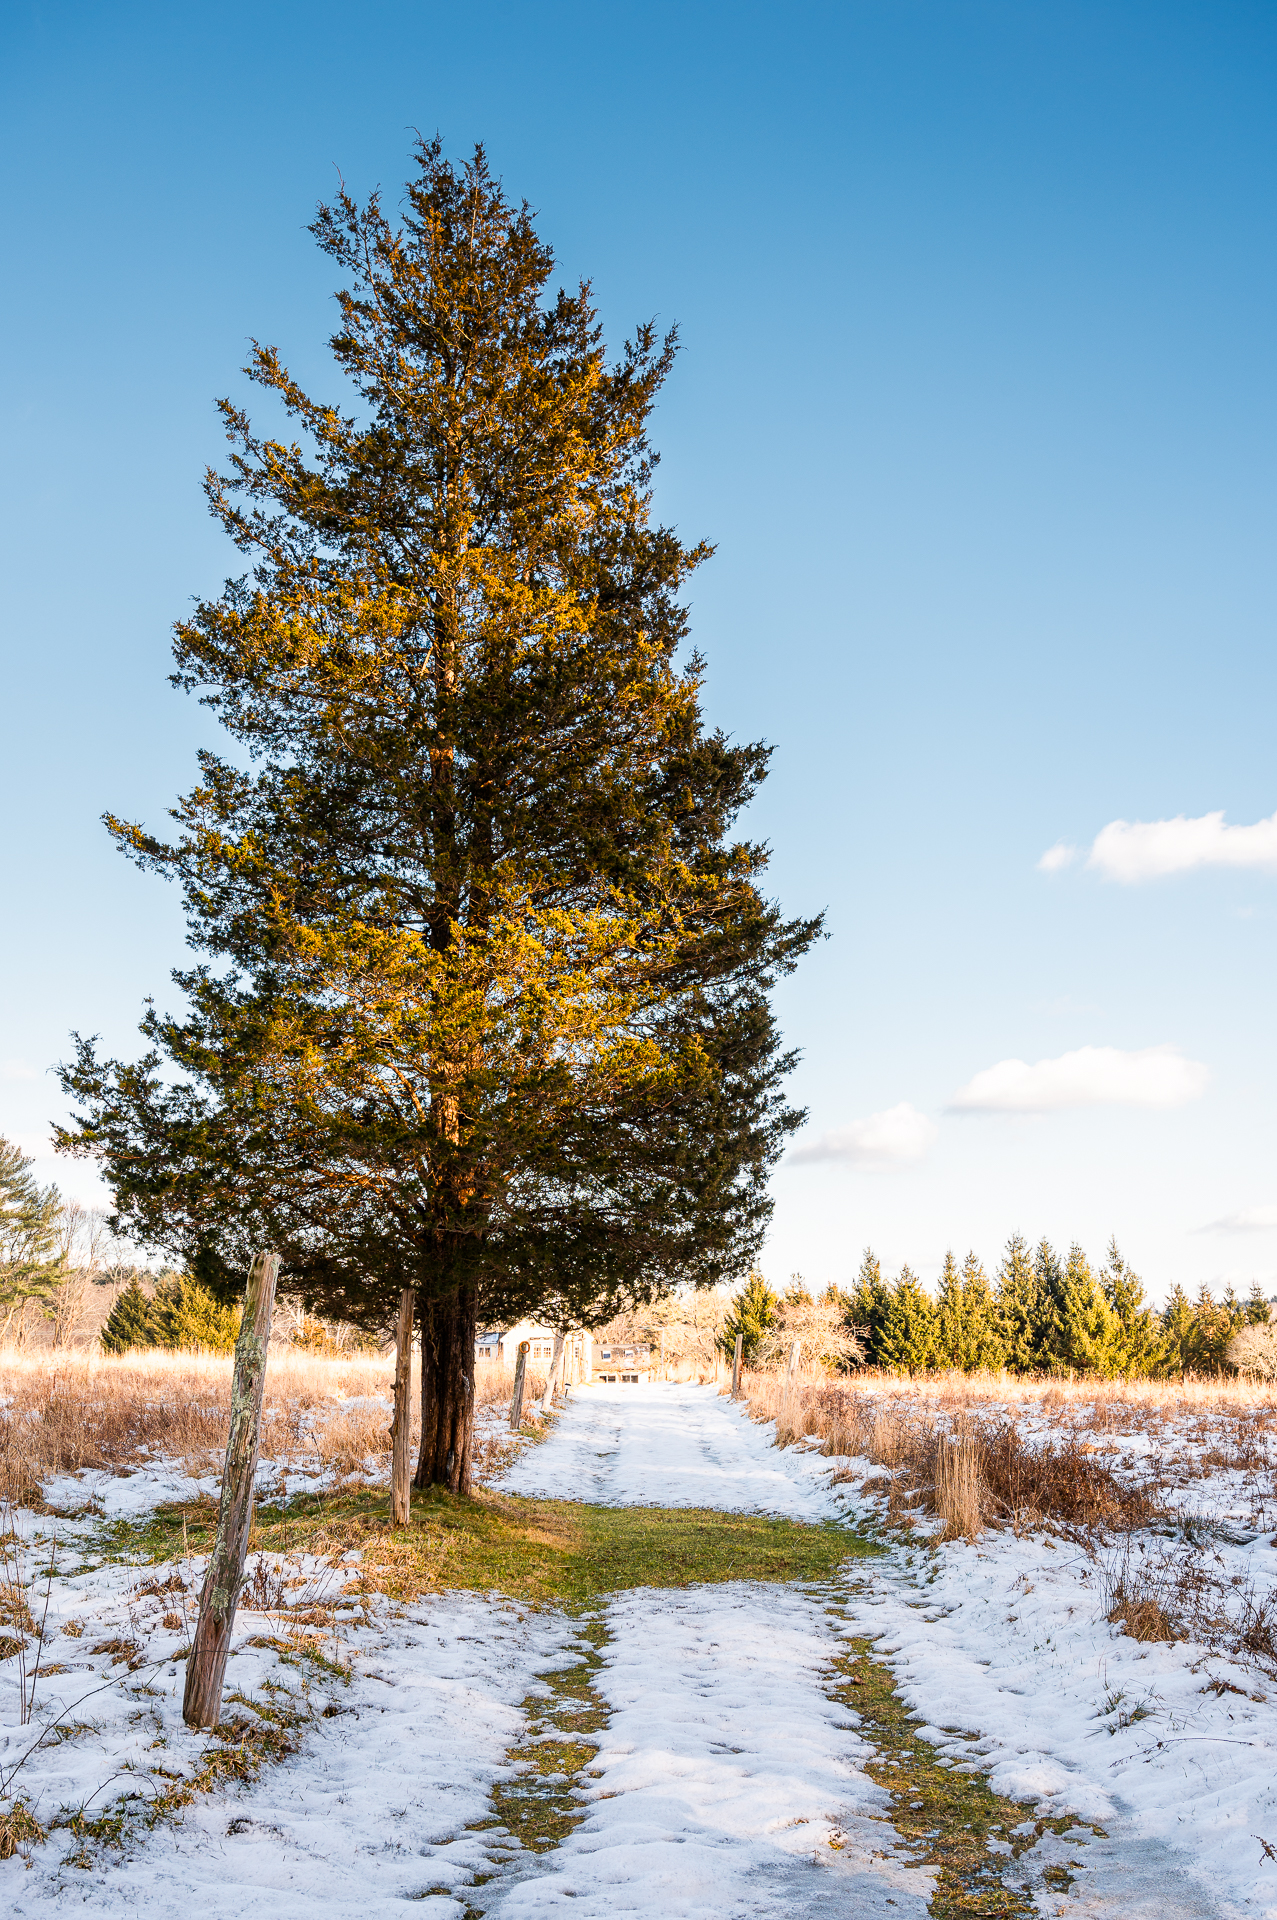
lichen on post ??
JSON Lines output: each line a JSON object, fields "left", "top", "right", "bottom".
{"left": 182, "top": 1250, "right": 280, "bottom": 1730}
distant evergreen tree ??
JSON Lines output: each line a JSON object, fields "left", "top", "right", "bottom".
{"left": 1245, "top": 1281, "right": 1272, "bottom": 1325}
{"left": 935, "top": 1251, "right": 964, "bottom": 1368}
{"left": 1030, "top": 1239, "right": 1069, "bottom": 1373}
{"left": 101, "top": 1277, "right": 157, "bottom": 1354}
{"left": 718, "top": 1271, "right": 778, "bottom": 1366}
{"left": 995, "top": 1233, "right": 1041, "bottom": 1373}
{"left": 842, "top": 1248, "right": 893, "bottom": 1368}
{"left": 1160, "top": 1283, "right": 1196, "bottom": 1374}
{"left": 878, "top": 1266, "right": 937, "bottom": 1373}
{"left": 1100, "top": 1239, "right": 1168, "bottom": 1378}
{"left": 151, "top": 1273, "right": 241, "bottom": 1353}
{"left": 1055, "top": 1243, "right": 1125, "bottom": 1376}
{"left": 959, "top": 1249, "right": 1006, "bottom": 1371}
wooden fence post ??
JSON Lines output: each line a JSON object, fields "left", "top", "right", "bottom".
{"left": 390, "top": 1286, "right": 416, "bottom": 1526}
{"left": 509, "top": 1340, "right": 530, "bottom": 1430}
{"left": 787, "top": 1337, "right": 803, "bottom": 1376}
{"left": 540, "top": 1331, "right": 566, "bottom": 1416}
{"left": 731, "top": 1331, "right": 743, "bottom": 1396}
{"left": 183, "top": 1250, "right": 280, "bottom": 1730}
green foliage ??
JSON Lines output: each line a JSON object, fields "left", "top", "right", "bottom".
{"left": 841, "top": 1248, "right": 893, "bottom": 1368}
{"left": 151, "top": 1274, "right": 241, "bottom": 1352}
{"left": 828, "top": 1230, "right": 1245, "bottom": 1381}
{"left": 1100, "top": 1239, "right": 1168, "bottom": 1378}
{"left": 935, "top": 1250, "right": 1006, "bottom": 1372}
{"left": 877, "top": 1266, "right": 937, "bottom": 1374}
{"left": 57, "top": 141, "right": 819, "bottom": 1360}
{"left": 100, "top": 1278, "right": 157, "bottom": 1354}
{"left": 99, "top": 1273, "right": 240, "bottom": 1354}
{"left": 717, "top": 1270, "right": 778, "bottom": 1365}
{"left": 0, "top": 1135, "right": 64, "bottom": 1339}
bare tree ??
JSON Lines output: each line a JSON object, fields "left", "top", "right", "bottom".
{"left": 48, "top": 1203, "right": 109, "bottom": 1348}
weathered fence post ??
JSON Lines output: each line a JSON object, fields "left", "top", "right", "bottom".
{"left": 731, "top": 1332, "right": 743, "bottom": 1396}
{"left": 787, "top": 1338, "right": 803, "bottom": 1377}
{"left": 390, "top": 1286, "right": 416, "bottom": 1527}
{"left": 509, "top": 1340, "right": 530, "bottom": 1430}
{"left": 183, "top": 1250, "right": 280, "bottom": 1730}
{"left": 540, "top": 1330, "right": 566, "bottom": 1416}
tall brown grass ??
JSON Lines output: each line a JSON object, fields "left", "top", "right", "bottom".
{"left": 0, "top": 1350, "right": 544, "bottom": 1503}
{"left": 740, "top": 1369, "right": 1167, "bottom": 1536}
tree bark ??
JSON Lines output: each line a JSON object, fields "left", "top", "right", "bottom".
{"left": 390, "top": 1286, "right": 416, "bottom": 1526}
{"left": 414, "top": 1283, "right": 478, "bottom": 1494}
{"left": 508, "top": 1339, "right": 529, "bottom": 1430}
{"left": 183, "top": 1250, "right": 280, "bottom": 1729}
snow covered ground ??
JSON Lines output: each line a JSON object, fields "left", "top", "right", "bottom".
{"left": 5, "top": 1379, "right": 1277, "bottom": 1914}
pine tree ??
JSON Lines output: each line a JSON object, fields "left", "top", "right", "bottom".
{"left": 960, "top": 1249, "right": 1006, "bottom": 1371}
{"left": 101, "top": 1277, "right": 157, "bottom": 1354}
{"left": 1100, "top": 1238, "right": 1168, "bottom": 1378}
{"left": 878, "top": 1266, "right": 937, "bottom": 1373}
{"left": 1055, "top": 1243, "right": 1125, "bottom": 1377}
{"left": 58, "top": 143, "right": 819, "bottom": 1493}
{"left": 1245, "top": 1280, "right": 1272, "bottom": 1325}
{"left": 0, "top": 1136, "right": 63, "bottom": 1343}
{"left": 717, "top": 1270, "right": 778, "bottom": 1366}
{"left": 1160, "top": 1282, "right": 1195, "bottom": 1374}
{"left": 151, "top": 1274, "right": 241, "bottom": 1352}
{"left": 995, "top": 1233, "right": 1041, "bottom": 1373}
{"left": 841, "top": 1248, "right": 893, "bottom": 1369}
{"left": 935, "top": 1250, "right": 964, "bottom": 1368}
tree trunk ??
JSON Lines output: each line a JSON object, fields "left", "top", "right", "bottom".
{"left": 183, "top": 1251, "right": 280, "bottom": 1729}
{"left": 390, "top": 1286, "right": 416, "bottom": 1525}
{"left": 539, "top": 1330, "right": 566, "bottom": 1415}
{"left": 509, "top": 1340, "right": 529, "bottom": 1430}
{"left": 414, "top": 1283, "right": 478, "bottom": 1494}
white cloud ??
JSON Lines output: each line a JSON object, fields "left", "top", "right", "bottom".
{"left": 948, "top": 1043, "right": 1208, "bottom": 1114}
{"left": 787, "top": 1102, "right": 937, "bottom": 1167}
{"left": 1194, "top": 1206, "right": 1277, "bottom": 1235}
{"left": 1085, "top": 809, "right": 1277, "bottom": 883}
{"left": 1036, "top": 841, "right": 1078, "bottom": 873}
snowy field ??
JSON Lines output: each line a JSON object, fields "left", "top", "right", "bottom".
{"left": 3, "top": 1376, "right": 1277, "bottom": 1914}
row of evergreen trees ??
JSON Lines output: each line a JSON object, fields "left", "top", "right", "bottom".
{"left": 721, "top": 1239, "right": 1271, "bottom": 1378}
{"left": 100, "top": 1273, "right": 241, "bottom": 1355}
{"left": 840, "top": 1238, "right": 1271, "bottom": 1378}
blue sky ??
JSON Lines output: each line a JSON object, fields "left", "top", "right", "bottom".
{"left": 2, "top": 1, "right": 1274, "bottom": 1302}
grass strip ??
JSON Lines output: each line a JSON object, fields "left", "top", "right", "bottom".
{"left": 826, "top": 1595, "right": 1102, "bottom": 1918}
{"left": 105, "top": 1486, "right": 875, "bottom": 1604}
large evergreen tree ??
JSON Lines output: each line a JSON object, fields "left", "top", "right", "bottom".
{"left": 841, "top": 1247, "right": 892, "bottom": 1368}
{"left": 877, "top": 1265, "right": 937, "bottom": 1373}
{"left": 57, "top": 143, "right": 817, "bottom": 1490}
{"left": 994, "top": 1232, "right": 1041, "bottom": 1372}
{"left": 717, "top": 1270, "right": 779, "bottom": 1366}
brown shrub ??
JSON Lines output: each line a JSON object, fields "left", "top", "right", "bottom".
{"left": 738, "top": 1373, "right": 1159, "bottom": 1536}
{"left": 1108, "top": 1596, "right": 1175, "bottom": 1643}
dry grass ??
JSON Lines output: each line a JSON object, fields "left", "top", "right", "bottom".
{"left": 0, "top": 1350, "right": 545, "bottom": 1504}
{"left": 0, "top": 1350, "right": 393, "bottom": 1497}
{"left": 740, "top": 1369, "right": 1164, "bottom": 1537}
{"left": 1103, "top": 1534, "right": 1277, "bottom": 1672}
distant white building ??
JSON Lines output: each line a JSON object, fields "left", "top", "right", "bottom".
{"left": 475, "top": 1318, "right": 595, "bottom": 1382}
{"left": 593, "top": 1341, "right": 653, "bottom": 1385}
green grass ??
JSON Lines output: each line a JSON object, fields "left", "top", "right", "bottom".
{"left": 105, "top": 1485, "right": 876, "bottom": 1605}
{"left": 826, "top": 1595, "right": 1104, "bottom": 1918}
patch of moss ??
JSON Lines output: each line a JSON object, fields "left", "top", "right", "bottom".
{"left": 826, "top": 1597, "right": 1103, "bottom": 1918}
